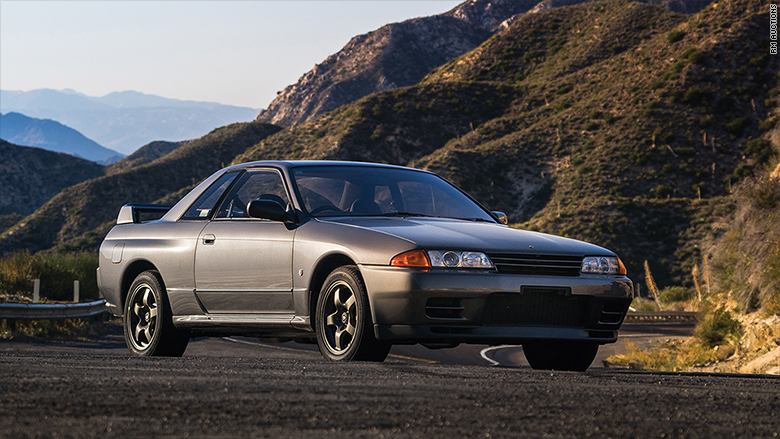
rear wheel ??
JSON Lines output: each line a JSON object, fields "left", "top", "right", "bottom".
{"left": 315, "top": 266, "right": 390, "bottom": 362}
{"left": 522, "top": 340, "right": 599, "bottom": 371}
{"left": 124, "top": 270, "right": 189, "bottom": 357}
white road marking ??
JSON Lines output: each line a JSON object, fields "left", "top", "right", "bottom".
{"left": 479, "top": 345, "right": 519, "bottom": 366}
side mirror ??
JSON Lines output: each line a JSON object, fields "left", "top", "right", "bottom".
{"left": 247, "top": 199, "right": 294, "bottom": 223}
{"left": 491, "top": 211, "right": 508, "bottom": 225}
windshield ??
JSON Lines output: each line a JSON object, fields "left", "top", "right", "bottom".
{"left": 291, "top": 165, "right": 495, "bottom": 222}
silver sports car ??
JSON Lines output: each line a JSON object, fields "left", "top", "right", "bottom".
{"left": 98, "top": 160, "right": 633, "bottom": 370}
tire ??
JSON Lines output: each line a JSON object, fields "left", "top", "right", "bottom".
{"left": 522, "top": 340, "right": 599, "bottom": 371}
{"left": 123, "top": 270, "right": 189, "bottom": 357}
{"left": 315, "top": 266, "right": 390, "bottom": 362}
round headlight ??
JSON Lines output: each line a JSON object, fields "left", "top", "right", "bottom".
{"left": 462, "top": 252, "right": 487, "bottom": 267}
{"left": 442, "top": 251, "right": 461, "bottom": 267}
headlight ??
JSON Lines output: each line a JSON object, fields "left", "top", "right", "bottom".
{"left": 427, "top": 251, "right": 494, "bottom": 269}
{"left": 581, "top": 256, "right": 626, "bottom": 275}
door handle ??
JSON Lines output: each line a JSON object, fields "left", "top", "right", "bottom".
{"left": 202, "top": 234, "right": 216, "bottom": 245}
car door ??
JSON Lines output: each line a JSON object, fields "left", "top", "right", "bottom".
{"left": 194, "top": 168, "right": 295, "bottom": 314}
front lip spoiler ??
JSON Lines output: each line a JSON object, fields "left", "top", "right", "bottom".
{"left": 374, "top": 324, "right": 618, "bottom": 345}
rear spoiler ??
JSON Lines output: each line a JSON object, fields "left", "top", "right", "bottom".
{"left": 116, "top": 203, "right": 173, "bottom": 225}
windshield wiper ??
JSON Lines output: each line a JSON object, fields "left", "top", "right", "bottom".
{"left": 455, "top": 217, "right": 495, "bottom": 223}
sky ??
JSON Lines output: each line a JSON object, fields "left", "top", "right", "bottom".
{"left": 0, "top": 1, "right": 464, "bottom": 109}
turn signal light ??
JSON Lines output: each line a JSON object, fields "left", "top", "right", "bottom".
{"left": 390, "top": 249, "right": 431, "bottom": 268}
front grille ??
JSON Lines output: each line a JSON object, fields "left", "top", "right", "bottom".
{"left": 487, "top": 253, "right": 582, "bottom": 277}
{"left": 483, "top": 288, "right": 589, "bottom": 327}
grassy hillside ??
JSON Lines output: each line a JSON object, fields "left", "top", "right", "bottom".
{"left": 417, "top": 0, "right": 778, "bottom": 288}
{"left": 0, "top": 122, "right": 280, "bottom": 253}
{"left": 0, "top": 140, "right": 105, "bottom": 217}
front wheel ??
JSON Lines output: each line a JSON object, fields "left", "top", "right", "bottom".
{"left": 522, "top": 341, "right": 599, "bottom": 371}
{"left": 315, "top": 266, "right": 390, "bottom": 362}
{"left": 124, "top": 270, "right": 189, "bottom": 357}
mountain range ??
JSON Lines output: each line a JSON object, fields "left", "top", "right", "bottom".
{"left": 0, "top": 112, "right": 124, "bottom": 164}
{"left": 0, "top": 0, "right": 777, "bottom": 295}
{"left": 0, "top": 89, "right": 258, "bottom": 155}
{"left": 256, "top": 0, "right": 715, "bottom": 127}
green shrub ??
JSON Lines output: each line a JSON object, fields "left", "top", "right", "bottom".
{"left": 659, "top": 286, "right": 692, "bottom": 302}
{"left": 609, "top": 44, "right": 626, "bottom": 55}
{"left": 682, "top": 48, "right": 704, "bottom": 64}
{"left": 758, "top": 117, "right": 778, "bottom": 132}
{"left": 725, "top": 117, "right": 751, "bottom": 137}
{"left": 522, "top": 50, "right": 545, "bottom": 62}
{"left": 650, "top": 80, "right": 666, "bottom": 90}
{"left": 0, "top": 251, "right": 99, "bottom": 301}
{"left": 667, "top": 30, "right": 685, "bottom": 43}
{"left": 744, "top": 138, "right": 775, "bottom": 164}
{"left": 749, "top": 53, "right": 768, "bottom": 69}
{"left": 694, "top": 308, "right": 740, "bottom": 348}
{"left": 654, "top": 185, "right": 673, "bottom": 198}
{"left": 556, "top": 84, "right": 573, "bottom": 95}
{"left": 584, "top": 121, "right": 599, "bottom": 131}
{"left": 577, "top": 165, "right": 592, "bottom": 175}
{"left": 681, "top": 87, "right": 712, "bottom": 105}
{"left": 747, "top": 177, "right": 780, "bottom": 210}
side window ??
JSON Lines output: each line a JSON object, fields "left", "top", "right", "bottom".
{"left": 215, "top": 170, "right": 290, "bottom": 219}
{"left": 180, "top": 171, "right": 241, "bottom": 220}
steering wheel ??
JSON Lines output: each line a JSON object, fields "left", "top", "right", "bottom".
{"left": 309, "top": 205, "right": 343, "bottom": 215}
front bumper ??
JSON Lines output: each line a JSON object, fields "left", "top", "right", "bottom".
{"left": 360, "top": 266, "right": 633, "bottom": 345}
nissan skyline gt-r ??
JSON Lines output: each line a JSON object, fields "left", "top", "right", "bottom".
{"left": 97, "top": 160, "right": 633, "bottom": 371}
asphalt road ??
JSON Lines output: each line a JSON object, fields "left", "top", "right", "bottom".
{"left": 1, "top": 323, "right": 778, "bottom": 439}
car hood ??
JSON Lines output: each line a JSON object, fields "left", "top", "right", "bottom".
{"left": 319, "top": 217, "right": 614, "bottom": 256}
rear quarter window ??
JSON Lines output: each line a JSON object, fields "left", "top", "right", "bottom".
{"left": 180, "top": 171, "right": 241, "bottom": 220}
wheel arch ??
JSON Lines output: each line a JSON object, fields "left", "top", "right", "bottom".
{"left": 307, "top": 253, "right": 358, "bottom": 330}
{"left": 120, "top": 260, "right": 162, "bottom": 310}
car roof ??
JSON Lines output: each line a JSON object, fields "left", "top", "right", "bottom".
{"left": 223, "top": 160, "right": 433, "bottom": 174}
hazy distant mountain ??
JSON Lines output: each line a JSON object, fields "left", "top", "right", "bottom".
{"left": 0, "top": 140, "right": 104, "bottom": 216}
{"left": 0, "top": 89, "right": 259, "bottom": 155}
{"left": 0, "top": 112, "right": 123, "bottom": 164}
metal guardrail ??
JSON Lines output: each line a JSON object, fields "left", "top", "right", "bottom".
{"left": 624, "top": 310, "right": 698, "bottom": 323}
{"left": 0, "top": 299, "right": 108, "bottom": 320}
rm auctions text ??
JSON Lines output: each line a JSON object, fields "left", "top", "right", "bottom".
{"left": 772, "top": 4, "right": 778, "bottom": 54}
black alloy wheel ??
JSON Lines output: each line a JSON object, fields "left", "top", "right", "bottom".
{"left": 315, "top": 266, "right": 390, "bottom": 362}
{"left": 123, "top": 270, "right": 189, "bottom": 357}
